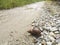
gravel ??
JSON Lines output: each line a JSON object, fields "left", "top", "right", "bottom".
{"left": 31, "top": 2, "right": 60, "bottom": 45}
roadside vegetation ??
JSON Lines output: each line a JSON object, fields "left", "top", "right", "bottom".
{"left": 0, "top": 0, "right": 44, "bottom": 9}
{"left": 0, "top": 0, "right": 59, "bottom": 9}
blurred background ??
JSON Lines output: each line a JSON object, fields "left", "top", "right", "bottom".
{"left": 0, "top": 0, "right": 59, "bottom": 9}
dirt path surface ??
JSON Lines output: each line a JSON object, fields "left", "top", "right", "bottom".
{"left": 0, "top": 1, "right": 45, "bottom": 45}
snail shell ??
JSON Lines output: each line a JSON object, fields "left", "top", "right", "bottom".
{"left": 27, "top": 27, "right": 41, "bottom": 38}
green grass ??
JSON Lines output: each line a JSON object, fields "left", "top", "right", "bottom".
{"left": 0, "top": 0, "right": 44, "bottom": 9}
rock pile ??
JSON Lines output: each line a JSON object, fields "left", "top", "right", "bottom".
{"left": 31, "top": 2, "right": 60, "bottom": 45}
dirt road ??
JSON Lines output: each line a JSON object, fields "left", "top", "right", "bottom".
{"left": 0, "top": 1, "right": 45, "bottom": 45}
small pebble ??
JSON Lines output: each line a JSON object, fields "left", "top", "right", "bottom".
{"left": 47, "top": 41, "right": 52, "bottom": 45}
{"left": 48, "top": 35, "right": 55, "bottom": 41}
{"left": 49, "top": 32, "right": 56, "bottom": 38}
{"left": 41, "top": 40, "right": 47, "bottom": 45}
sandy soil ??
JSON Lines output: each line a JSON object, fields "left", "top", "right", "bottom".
{"left": 0, "top": 1, "right": 45, "bottom": 45}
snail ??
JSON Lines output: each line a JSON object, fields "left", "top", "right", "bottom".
{"left": 27, "top": 27, "right": 41, "bottom": 38}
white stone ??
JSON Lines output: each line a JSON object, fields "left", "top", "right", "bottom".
{"left": 56, "top": 38, "right": 60, "bottom": 43}
{"left": 47, "top": 42, "right": 52, "bottom": 45}
{"left": 56, "top": 34, "right": 60, "bottom": 39}
{"left": 50, "top": 27, "right": 57, "bottom": 31}
{"left": 48, "top": 35, "right": 55, "bottom": 41}
{"left": 53, "top": 18, "right": 57, "bottom": 21}
{"left": 44, "top": 36, "right": 50, "bottom": 42}
{"left": 57, "top": 20, "right": 60, "bottom": 23}
{"left": 49, "top": 32, "right": 56, "bottom": 37}
{"left": 54, "top": 31, "right": 59, "bottom": 34}
{"left": 43, "top": 30, "right": 48, "bottom": 35}
{"left": 43, "top": 26, "right": 51, "bottom": 30}
{"left": 41, "top": 40, "right": 47, "bottom": 45}
{"left": 39, "top": 43, "right": 41, "bottom": 45}
{"left": 32, "top": 23, "right": 36, "bottom": 26}
{"left": 39, "top": 27, "right": 43, "bottom": 31}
